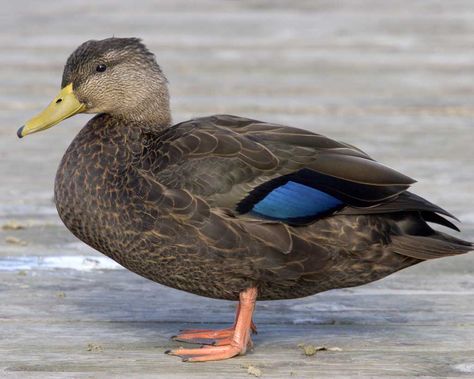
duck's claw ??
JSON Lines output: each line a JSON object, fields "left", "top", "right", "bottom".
{"left": 250, "top": 321, "right": 257, "bottom": 335}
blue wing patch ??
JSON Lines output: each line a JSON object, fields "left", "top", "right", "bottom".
{"left": 251, "top": 181, "right": 344, "bottom": 222}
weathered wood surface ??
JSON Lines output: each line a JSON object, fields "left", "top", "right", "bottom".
{"left": 1, "top": 1, "right": 473, "bottom": 378}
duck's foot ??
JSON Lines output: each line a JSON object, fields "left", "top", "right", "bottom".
{"left": 172, "top": 327, "right": 235, "bottom": 346}
{"left": 166, "top": 343, "right": 248, "bottom": 362}
{"left": 166, "top": 287, "right": 258, "bottom": 362}
{"left": 172, "top": 321, "right": 257, "bottom": 346}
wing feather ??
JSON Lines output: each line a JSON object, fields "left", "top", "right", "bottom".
{"left": 142, "top": 115, "right": 458, "bottom": 227}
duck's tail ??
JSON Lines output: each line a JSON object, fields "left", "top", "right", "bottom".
{"left": 391, "top": 232, "right": 473, "bottom": 260}
{"left": 342, "top": 191, "right": 473, "bottom": 260}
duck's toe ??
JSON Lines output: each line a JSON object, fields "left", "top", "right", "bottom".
{"left": 171, "top": 327, "right": 235, "bottom": 345}
{"left": 166, "top": 343, "right": 246, "bottom": 362}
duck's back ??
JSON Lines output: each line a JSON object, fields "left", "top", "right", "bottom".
{"left": 55, "top": 114, "right": 473, "bottom": 300}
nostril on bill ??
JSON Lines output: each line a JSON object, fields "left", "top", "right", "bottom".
{"left": 56, "top": 98, "right": 63, "bottom": 104}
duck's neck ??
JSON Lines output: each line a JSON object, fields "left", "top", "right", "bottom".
{"left": 108, "top": 81, "right": 172, "bottom": 131}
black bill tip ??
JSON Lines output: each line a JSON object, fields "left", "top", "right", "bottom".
{"left": 17, "top": 126, "right": 24, "bottom": 139}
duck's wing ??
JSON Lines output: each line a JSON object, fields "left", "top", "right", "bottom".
{"left": 339, "top": 191, "right": 460, "bottom": 230}
{"left": 147, "top": 114, "right": 449, "bottom": 225}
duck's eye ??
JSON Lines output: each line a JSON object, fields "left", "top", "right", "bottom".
{"left": 96, "top": 64, "right": 107, "bottom": 72}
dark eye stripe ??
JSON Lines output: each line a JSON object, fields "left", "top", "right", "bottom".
{"left": 96, "top": 64, "right": 107, "bottom": 72}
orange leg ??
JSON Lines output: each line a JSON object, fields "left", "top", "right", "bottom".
{"left": 166, "top": 287, "right": 258, "bottom": 362}
{"left": 171, "top": 301, "right": 257, "bottom": 346}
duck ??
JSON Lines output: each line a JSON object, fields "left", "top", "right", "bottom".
{"left": 18, "top": 37, "right": 473, "bottom": 362}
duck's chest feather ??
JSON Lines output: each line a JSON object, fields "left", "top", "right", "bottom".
{"left": 55, "top": 115, "right": 157, "bottom": 255}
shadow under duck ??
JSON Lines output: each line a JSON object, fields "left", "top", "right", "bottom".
{"left": 18, "top": 38, "right": 473, "bottom": 362}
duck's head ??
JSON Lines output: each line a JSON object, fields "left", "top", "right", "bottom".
{"left": 18, "top": 37, "right": 170, "bottom": 138}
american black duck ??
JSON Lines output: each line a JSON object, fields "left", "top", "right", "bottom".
{"left": 18, "top": 38, "right": 473, "bottom": 362}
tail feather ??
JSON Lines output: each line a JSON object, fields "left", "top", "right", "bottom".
{"left": 391, "top": 233, "right": 473, "bottom": 260}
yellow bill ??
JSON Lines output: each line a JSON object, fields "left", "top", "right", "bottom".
{"left": 17, "top": 83, "right": 86, "bottom": 138}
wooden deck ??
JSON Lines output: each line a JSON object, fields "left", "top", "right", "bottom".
{"left": 1, "top": 1, "right": 473, "bottom": 378}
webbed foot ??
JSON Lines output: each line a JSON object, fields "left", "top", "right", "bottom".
{"left": 166, "top": 287, "right": 258, "bottom": 362}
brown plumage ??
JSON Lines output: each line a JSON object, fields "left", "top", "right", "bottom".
{"left": 19, "top": 38, "right": 473, "bottom": 361}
